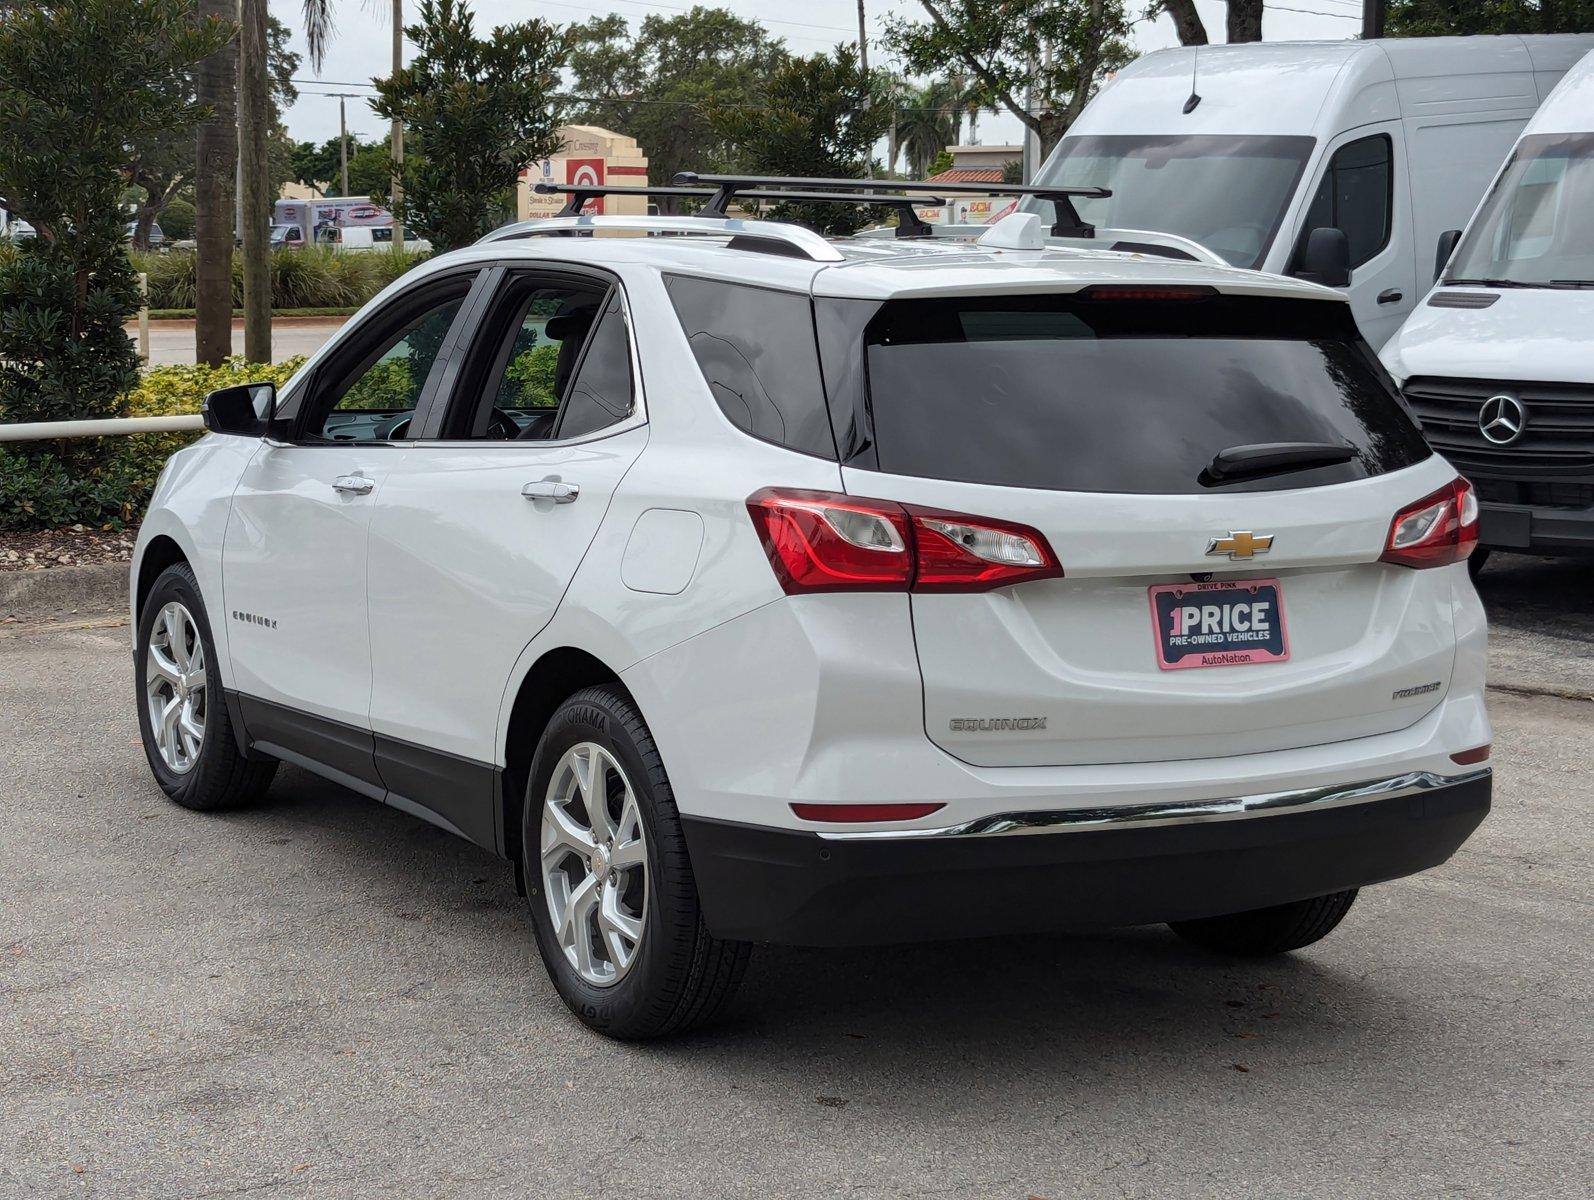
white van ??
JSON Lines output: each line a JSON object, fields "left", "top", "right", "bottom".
{"left": 1382, "top": 50, "right": 1594, "bottom": 559}
{"left": 1026, "top": 35, "right": 1594, "bottom": 346}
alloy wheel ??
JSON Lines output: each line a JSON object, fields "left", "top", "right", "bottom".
{"left": 540, "top": 742, "right": 649, "bottom": 987}
{"left": 145, "top": 601, "right": 206, "bottom": 775}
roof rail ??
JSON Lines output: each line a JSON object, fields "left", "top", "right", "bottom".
{"left": 478, "top": 213, "right": 847, "bottom": 263}
{"left": 674, "top": 172, "right": 1111, "bottom": 238}
{"left": 531, "top": 180, "right": 946, "bottom": 239}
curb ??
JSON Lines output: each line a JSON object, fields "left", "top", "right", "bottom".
{"left": 1, "top": 561, "right": 128, "bottom": 624}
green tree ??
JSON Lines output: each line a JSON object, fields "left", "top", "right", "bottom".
{"left": 887, "top": 0, "right": 1132, "bottom": 157}
{"left": 568, "top": 8, "right": 789, "bottom": 211}
{"left": 292, "top": 137, "right": 399, "bottom": 200}
{"left": 0, "top": 0, "right": 228, "bottom": 521}
{"left": 125, "top": 14, "right": 297, "bottom": 253}
{"left": 373, "top": 0, "right": 567, "bottom": 250}
{"left": 895, "top": 76, "right": 966, "bottom": 179}
{"left": 1387, "top": 1, "right": 1594, "bottom": 34}
{"left": 711, "top": 46, "right": 890, "bottom": 236}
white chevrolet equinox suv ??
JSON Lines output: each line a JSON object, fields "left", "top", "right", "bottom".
{"left": 131, "top": 191, "right": 1492, "bottom": 1039}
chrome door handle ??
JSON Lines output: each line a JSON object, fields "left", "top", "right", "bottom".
{"left": 332, "top": 474, "right": 375, "bottom": 495}
{"left": 522, "top": 479, "right": 580, "bottom": 504}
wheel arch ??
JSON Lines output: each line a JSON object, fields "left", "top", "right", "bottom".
{"left": 134, "top": 534, "right": 190, "bottom": 622}
{"left": 500, "top": 646, "right": 640, "bottom": 883}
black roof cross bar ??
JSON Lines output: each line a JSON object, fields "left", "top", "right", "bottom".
{"left": 732, "top": 189, "right": 944, "bottom": 238}
{"left": 532, "top": 181, "right": 715, "bottom": 217}
{"left": 674, "top": 172, "right": 1110, "bottom": 238}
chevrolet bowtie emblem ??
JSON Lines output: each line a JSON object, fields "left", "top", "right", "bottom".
{"left": 1206, "top": 531, "right": 1274, "bottom": 559}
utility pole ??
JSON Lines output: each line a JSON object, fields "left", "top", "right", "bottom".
{"left": 1362, "top": 0, "right": 1387, "bottom": 39}
{"left": 390, "top": 0, "right": 405, "bottom": 252}
{"left": 329, "top": 92, "right": 359, "bottom": 196}
{"left": 857, "top": 0, "right": 868, "bottom": 80}
{"left": 239, "top": 0, "right": 271, "bottom": 363}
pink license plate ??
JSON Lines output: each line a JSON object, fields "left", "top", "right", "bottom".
{"left": 1148, "top": 578, "right": 1291, "bottom": 671}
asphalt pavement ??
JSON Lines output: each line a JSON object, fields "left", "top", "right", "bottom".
{"left": 130, "top": 319, "right": 345, "bottom": 367}
{"left": 0, "top": 563, "right": 1589, "bottom": 1199}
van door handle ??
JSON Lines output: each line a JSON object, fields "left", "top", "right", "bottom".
{"left": 331, "top": 474, "right": 375, "bottom": 495}
{"left": 522, "top": 479, "right": 580, "bottom": 504}
{"left": 1377, "top": 289, "right": 1404, "bottom": 305}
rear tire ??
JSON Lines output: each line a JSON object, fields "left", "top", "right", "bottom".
{"left": 1169, "top": 889, "right": 1357, "bottom": 957}
{"left": 522, "top": 684, "right": 750, "bottom": 1039}
{"left": 135, "top": 562, "right": 276, "bottom": 811}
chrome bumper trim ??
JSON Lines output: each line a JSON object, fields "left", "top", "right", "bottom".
{"left": 815, "top": 769, "right": 1491, "bottom": 841}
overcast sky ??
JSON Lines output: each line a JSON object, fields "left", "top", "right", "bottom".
{"left": 276, "top": 0, "right": 1365, "bottom": 148}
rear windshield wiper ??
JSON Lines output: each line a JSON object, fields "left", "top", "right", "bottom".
{"left": 1202, "top": 441, "right": 1357, "bottom": 486}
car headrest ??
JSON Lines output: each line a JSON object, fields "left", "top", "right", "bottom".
{"left": 545, "top": 310, "right": 597, "bottom": 341}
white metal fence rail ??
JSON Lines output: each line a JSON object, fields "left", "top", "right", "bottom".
{"left": 0, "top": 414, "right": 203, "bottom": 442}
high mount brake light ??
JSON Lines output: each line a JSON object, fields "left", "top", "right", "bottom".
{"left": 1380, "top": 477, "right": 1479, "bottom": 569}
{"left": 746, "top": 488, "right": 1063, "bottom": 595}
{"left": 1075, "top": 284, "right": 1218, "bottom": 302}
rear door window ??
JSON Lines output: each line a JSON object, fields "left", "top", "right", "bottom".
{"left": 844, "top": 293, "right": 1430, "bottom": 495}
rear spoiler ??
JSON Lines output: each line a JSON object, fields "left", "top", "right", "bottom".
{"left": 853, "top": 222, "right": 1230, "bottom": 267}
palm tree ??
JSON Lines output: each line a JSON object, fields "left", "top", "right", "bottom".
{"left": 194, "top": 0, "right": 236, "bottom": 367}
{"left": 238, "top": 0, "right": 335, "bottom": 363}
{"left": 896, "top": 77, "right": 963, "bottom": 179}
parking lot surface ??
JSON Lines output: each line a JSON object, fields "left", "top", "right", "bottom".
{"left": 1, "top": 559, "right": 1590, "bottom": 1199}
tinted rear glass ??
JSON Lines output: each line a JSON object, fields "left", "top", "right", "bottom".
{"left": 854, "top": 295, "right": 1430, "bottom": 494}
{"left": 665, "top": 274, "right": 837, "bottom": 459}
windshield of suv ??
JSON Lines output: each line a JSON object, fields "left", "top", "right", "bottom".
{"left": 1445, "top": 132, "right": 1594, "bottom": 288}
{"left": 1025, "top": 134, "right": 1315, "bottom": 268}
{"left": 848, "top": 293, "right": 1430, "bottom": 495}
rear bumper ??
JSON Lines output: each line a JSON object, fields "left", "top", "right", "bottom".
{"left": 1479, "top": 499, "right": 1594, "bottom": 554}
{"left": 682, "top": 770, "right": 1490, "bottom": 946}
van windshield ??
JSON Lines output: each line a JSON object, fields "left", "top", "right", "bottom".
{"left": 1026, "top": 134, "right": 1315, "bottom": 268}
{"left": 1445, "top": 132, "right": 1594, "bottom": 288}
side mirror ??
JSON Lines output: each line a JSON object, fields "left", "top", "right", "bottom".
{"left": 1295, "top": 226, "right": 1351, "bottom": 288}
{"left": 1434, "top": 229, "right": 1462, "bottom": 281}
{"left": 202, "top": 382, "right": 281, "bottom": 437}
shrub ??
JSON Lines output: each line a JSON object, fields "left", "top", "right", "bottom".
{"left": 127, "top": 246, "right": 428, "bottom": 311}
{"left": 0, "top": 356, "right": 306, "bottom": 531}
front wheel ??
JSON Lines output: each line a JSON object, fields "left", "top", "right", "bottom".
{"left": 523, "top": 685, "right": 749, "bottom": 1039}
{"left": 1169, "top": 889, "right": 1358, "bottom": 957}
{"left": 135, "top": 562, "right": 276, "bottom": 811}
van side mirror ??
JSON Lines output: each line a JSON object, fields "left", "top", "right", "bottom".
{"left": 1434, "top": 229, "right": 1462, "bottom": 281}
{"left": 1296, "top": 227, "right": 1351, "bottom": 288}
{"left": 202, "top": 382, "right": 281, "bottom": 437}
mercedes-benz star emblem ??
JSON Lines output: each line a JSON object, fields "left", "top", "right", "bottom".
{"left": 1478, "top": 394, "right": 1526, "bottom": 445}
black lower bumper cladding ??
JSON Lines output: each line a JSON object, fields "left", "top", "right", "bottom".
{"left": 682, "top": 773, "right": 1491, "bottom": 946}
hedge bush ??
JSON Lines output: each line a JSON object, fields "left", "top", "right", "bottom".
{"left": 0, "top": 356, "right": 306, "bottom": 531}
{"left": 127, "top": 247, "right": 425, "bottom": 312}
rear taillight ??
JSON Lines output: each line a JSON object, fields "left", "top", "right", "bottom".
{"left": 746, "top": 488, "right": 1062, "bottom": 595}
{"left": 1380, "top": 477, "right": 1479, "bottom": 569}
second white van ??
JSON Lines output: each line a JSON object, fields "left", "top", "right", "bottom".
{"left": 1382, "top": 50, "right": 1594, "bottom": 560}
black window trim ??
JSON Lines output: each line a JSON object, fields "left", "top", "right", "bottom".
{"left": 271, "top": 264, "right": 492, "bottom": 446}
{"left": 417, "top": 260, "right": 647, "bottom": 448}
{"left": 1290, "top": 130, "right": 1396, "bottom": 275}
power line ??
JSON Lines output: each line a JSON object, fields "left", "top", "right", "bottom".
{"left": 1264, "top": 4, "right": 1359, "bottom": 17}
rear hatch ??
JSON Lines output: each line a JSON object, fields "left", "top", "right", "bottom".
{"left": 822, "top": 287, "right": 1460, "bottom": 767}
